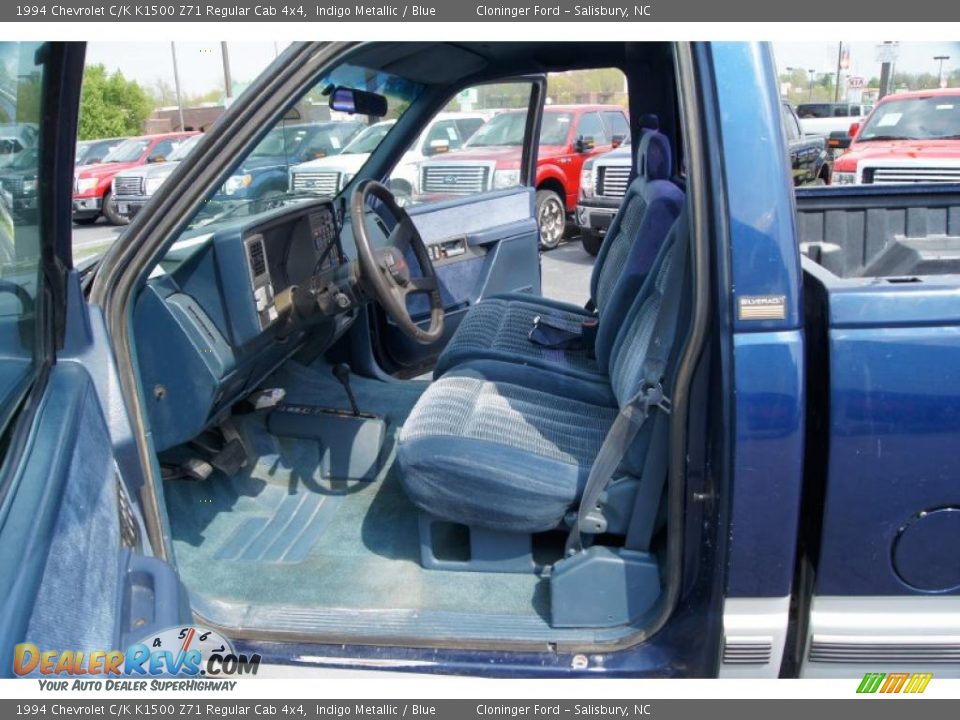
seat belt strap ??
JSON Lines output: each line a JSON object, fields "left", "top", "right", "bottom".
{"left": 624, "top": 411, "right": 670, "bottom": 551}
{"left": 564, "top": 217, "right": 689, "bottom": 557}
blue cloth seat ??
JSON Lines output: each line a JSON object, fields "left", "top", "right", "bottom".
{"left": 398, "top": 211, "right": 688, "bottom": 534}
{"left": 433, "top": 128, "right": 684, "bottom": 381}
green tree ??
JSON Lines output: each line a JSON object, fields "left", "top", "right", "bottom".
{"left": 77, "top": 64, "right": 153, "bottom": 140}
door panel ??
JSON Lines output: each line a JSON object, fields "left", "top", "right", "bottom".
{"left": 378, "top": 187, "right": 540, "bottom": 371}
{"left": 0, "top": 41, "right": 190, "bottom": 676}
{"left": 1, "top": 365, "right": 123, "bottom": 673}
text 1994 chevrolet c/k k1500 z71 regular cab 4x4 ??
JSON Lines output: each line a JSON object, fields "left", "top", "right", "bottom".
{"left": 0, "top": 40, "right": 958, "bottom": 680}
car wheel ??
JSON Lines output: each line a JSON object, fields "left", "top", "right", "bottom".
{"left": 102, "top": 191, "right": 127, "bottom": 225}
{"left": 581, "top": 230, "right": 603, "bottom": 257}
{"left": 536, "top": 189, "right": 566, "bottom": 250}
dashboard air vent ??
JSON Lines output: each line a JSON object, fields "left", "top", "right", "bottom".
{"left": 247, "top": 236, "right": 267, "bottom": 278}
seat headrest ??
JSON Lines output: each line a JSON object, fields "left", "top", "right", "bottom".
{"left": 638, "top": 113, "right": 660, "bottom": 131}
{"left": 636, "top": 129, "right": 672, "bottom": 183}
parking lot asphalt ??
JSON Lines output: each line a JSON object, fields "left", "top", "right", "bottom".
{"left": 71, "top": 221, "right": 596, "bottom": 305}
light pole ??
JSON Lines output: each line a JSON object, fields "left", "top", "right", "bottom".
{"left": 170, "top": 42, "right": 185, "bottom": 132}
{"left": 934, "top": 55, "right": 950, "bottom": 88}
{"left": 834, "top": 42, "right": 843, "bottom": 102}
{"left": 808, "top": 69, "right": 816, "bottom": 100}
{"left": 221, "top": 42, "right": 233, "bottom": 101}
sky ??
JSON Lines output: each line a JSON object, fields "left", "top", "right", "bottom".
{"left": 772, "top": 41, "right": 960, "bottom": 81}
{"left": 85, "top": 41, "right": 960, "bottom": 101}
{"left": 86, "top": 42, "right": 291, "bottom": 98}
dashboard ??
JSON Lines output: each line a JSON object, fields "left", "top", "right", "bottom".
{"left": 134, "top": 199, "right": 364, "bottom": 452}
{"left": 245, "top": 205, "right": 345, "bottom": 331}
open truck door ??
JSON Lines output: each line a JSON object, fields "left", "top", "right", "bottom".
{"left": 0, "top": 41, "right": 190, "bottom": 677}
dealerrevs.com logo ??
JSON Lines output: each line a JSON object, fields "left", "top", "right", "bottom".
{"left": 14, "top": 626, "right": 260, "bottom": 686}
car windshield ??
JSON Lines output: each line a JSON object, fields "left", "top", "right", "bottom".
{"left": 341, "top": 123, "right": 394, "bottom": 154}
{"left": 103, "top": 138, "right": 150, "bottom": 163}
{"left": 168, "top": 134, "right": 202, "bottom": 162}
{"left": 857, "top": 95, "right": 960, "bottom": 141}
{"left": 6, "top": 146, "right": 38, "bottom": 170}
{"left": 175, "top": 63, "right": 422, "bottom": 235}
{"left": 466, "top": 111, "right": 573, "bottom": 147}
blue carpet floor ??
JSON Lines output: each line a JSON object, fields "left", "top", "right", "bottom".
{"left": 163, "top": 359, "right": 549, "bottom": 620}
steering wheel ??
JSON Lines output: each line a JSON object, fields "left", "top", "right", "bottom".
{"left": 351, "top": 179, "right": 443, "bottom": 344}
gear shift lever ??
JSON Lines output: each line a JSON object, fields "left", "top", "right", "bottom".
{"left": 332, "top": 363, "right": 361, "bottom": 417}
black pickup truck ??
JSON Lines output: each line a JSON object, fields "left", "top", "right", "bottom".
{"left": 782, "top": 102, "right": 831, "bottom": 185}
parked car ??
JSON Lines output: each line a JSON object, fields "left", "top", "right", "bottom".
{"left": 0, "top": 146, "right": 39, "bottom": 221}
{"left": 575, "top": 141, "right": 632, "bottom": 255}
{"left": 110, "top": 134, "right": 204, "bottom": 222}
{"left": 212, "top": 120, "right": 363, "bottom": 212}
{"left": 0, "top": 122, "right": 38, "bottom": 169}
{"left": 289, "top": 112, "right": 491, "bottom": 203}
{"left": 416, "top": 104, "right": 630, "bottom": 248}
{"left": 75, "top": 137, "right": 125, "bottom": 167}
{"left": 4, "top": 39, "right": 960, "bottom": 683}
{"left": 795, "top": 102, "right": 873, "bottom": 158}
{"left": 781, "top": 102, "right": 830, "bottom": 186}
{"left": 72, "top": 131, "right": 198, "bottom": 225}
{"left": 832, "top": 88, "right": 960, "bottom": 185}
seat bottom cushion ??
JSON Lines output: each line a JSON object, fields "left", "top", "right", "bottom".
{"left": 397, "top": 368, "right": 618, "bottom": 533}
{"left": 434, "top": 293, "right": 601, "bottom": 380}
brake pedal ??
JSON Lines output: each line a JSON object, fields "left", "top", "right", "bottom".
{"left": 210, "top": 438, "right": 248, "bottom": 476}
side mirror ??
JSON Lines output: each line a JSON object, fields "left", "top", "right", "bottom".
{"left": 328, "top": 86, "right": 388, "bottom": 118}
{"left": 828, "top": 130, "right": 852, "bottom": 150}
{"left": 148, "top": 156, "right": 165, "bottom": 163}
{"left": 848, "top": 122, "right": 861, "bottom": 140}
{"left": 610, "top": 134, "right": 625, "bottom": 149}
{"left": 574, "top": 135, "right": 595, "bottom": 153}
{"left": 423, "top": 139, "right": 450, "bottom": 157}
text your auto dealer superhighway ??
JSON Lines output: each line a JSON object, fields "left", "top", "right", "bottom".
{"left": 476, "top": 5, "right": 652, "bottom": 18}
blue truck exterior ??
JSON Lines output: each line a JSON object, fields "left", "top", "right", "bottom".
{"left": 711, "top": 42, "right": 807, "bottom": 599}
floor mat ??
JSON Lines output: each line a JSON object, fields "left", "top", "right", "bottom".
{"left": 164, "top": 360, "right": 548, "bottom": 621}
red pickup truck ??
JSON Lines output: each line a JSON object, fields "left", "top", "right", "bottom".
{"left": 415, "top": 104, "right": 629, "bottom": 248}
{"left": 72, "top": 131, "right": 198, "bottom": 225}
{"left": 832, "top": 88, "right": 960, "bottom": 185}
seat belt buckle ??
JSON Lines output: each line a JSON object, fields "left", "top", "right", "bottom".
{"left": 529, "top": 314, "right": 584, "bottom": 350}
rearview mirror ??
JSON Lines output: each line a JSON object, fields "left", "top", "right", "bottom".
{"left": 329, "top": 87, "right": 388, "bottom": 118}
{"left": 611, "top": 134, "right": 626, "bottom": 149}
{"left": 848, "top": 122, "right": 861, "bottom": 139}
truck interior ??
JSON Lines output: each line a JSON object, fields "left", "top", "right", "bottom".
{"left": 110, "top": 41, "right": 716, "bottom": 652}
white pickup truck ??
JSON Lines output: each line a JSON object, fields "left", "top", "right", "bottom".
{"left": 289, "top": 111, "right": 492, "bottom": 204}
{"left": 795, "top": 101, "right": 873, "bottom": 156}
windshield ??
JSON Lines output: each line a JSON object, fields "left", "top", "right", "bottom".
{"left": 342, "top": 122, "right": 395, "bottom": 154}
{"left": 466, "top": 111, "right": 573, "bottom": 147}
{"left": 857, "top": 95, "right": 960, "bottom": 141}
{"left": 103, "top": 138, "right": 149, "bottom": 163}
{"left": 6, "top": 146, "right": 38, "bottom": 170}
{"left": 176, "top": 63, "right": 422, "bottom": 235}
{"left": 168, "top": 134, "right": 202, "bottom": 162}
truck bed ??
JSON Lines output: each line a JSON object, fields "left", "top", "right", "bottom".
{"left": 796, "top": 183, "right": 960, "bottom": 599}
{"left": 796, "top": 184, "right": 960, "bottom": 278}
